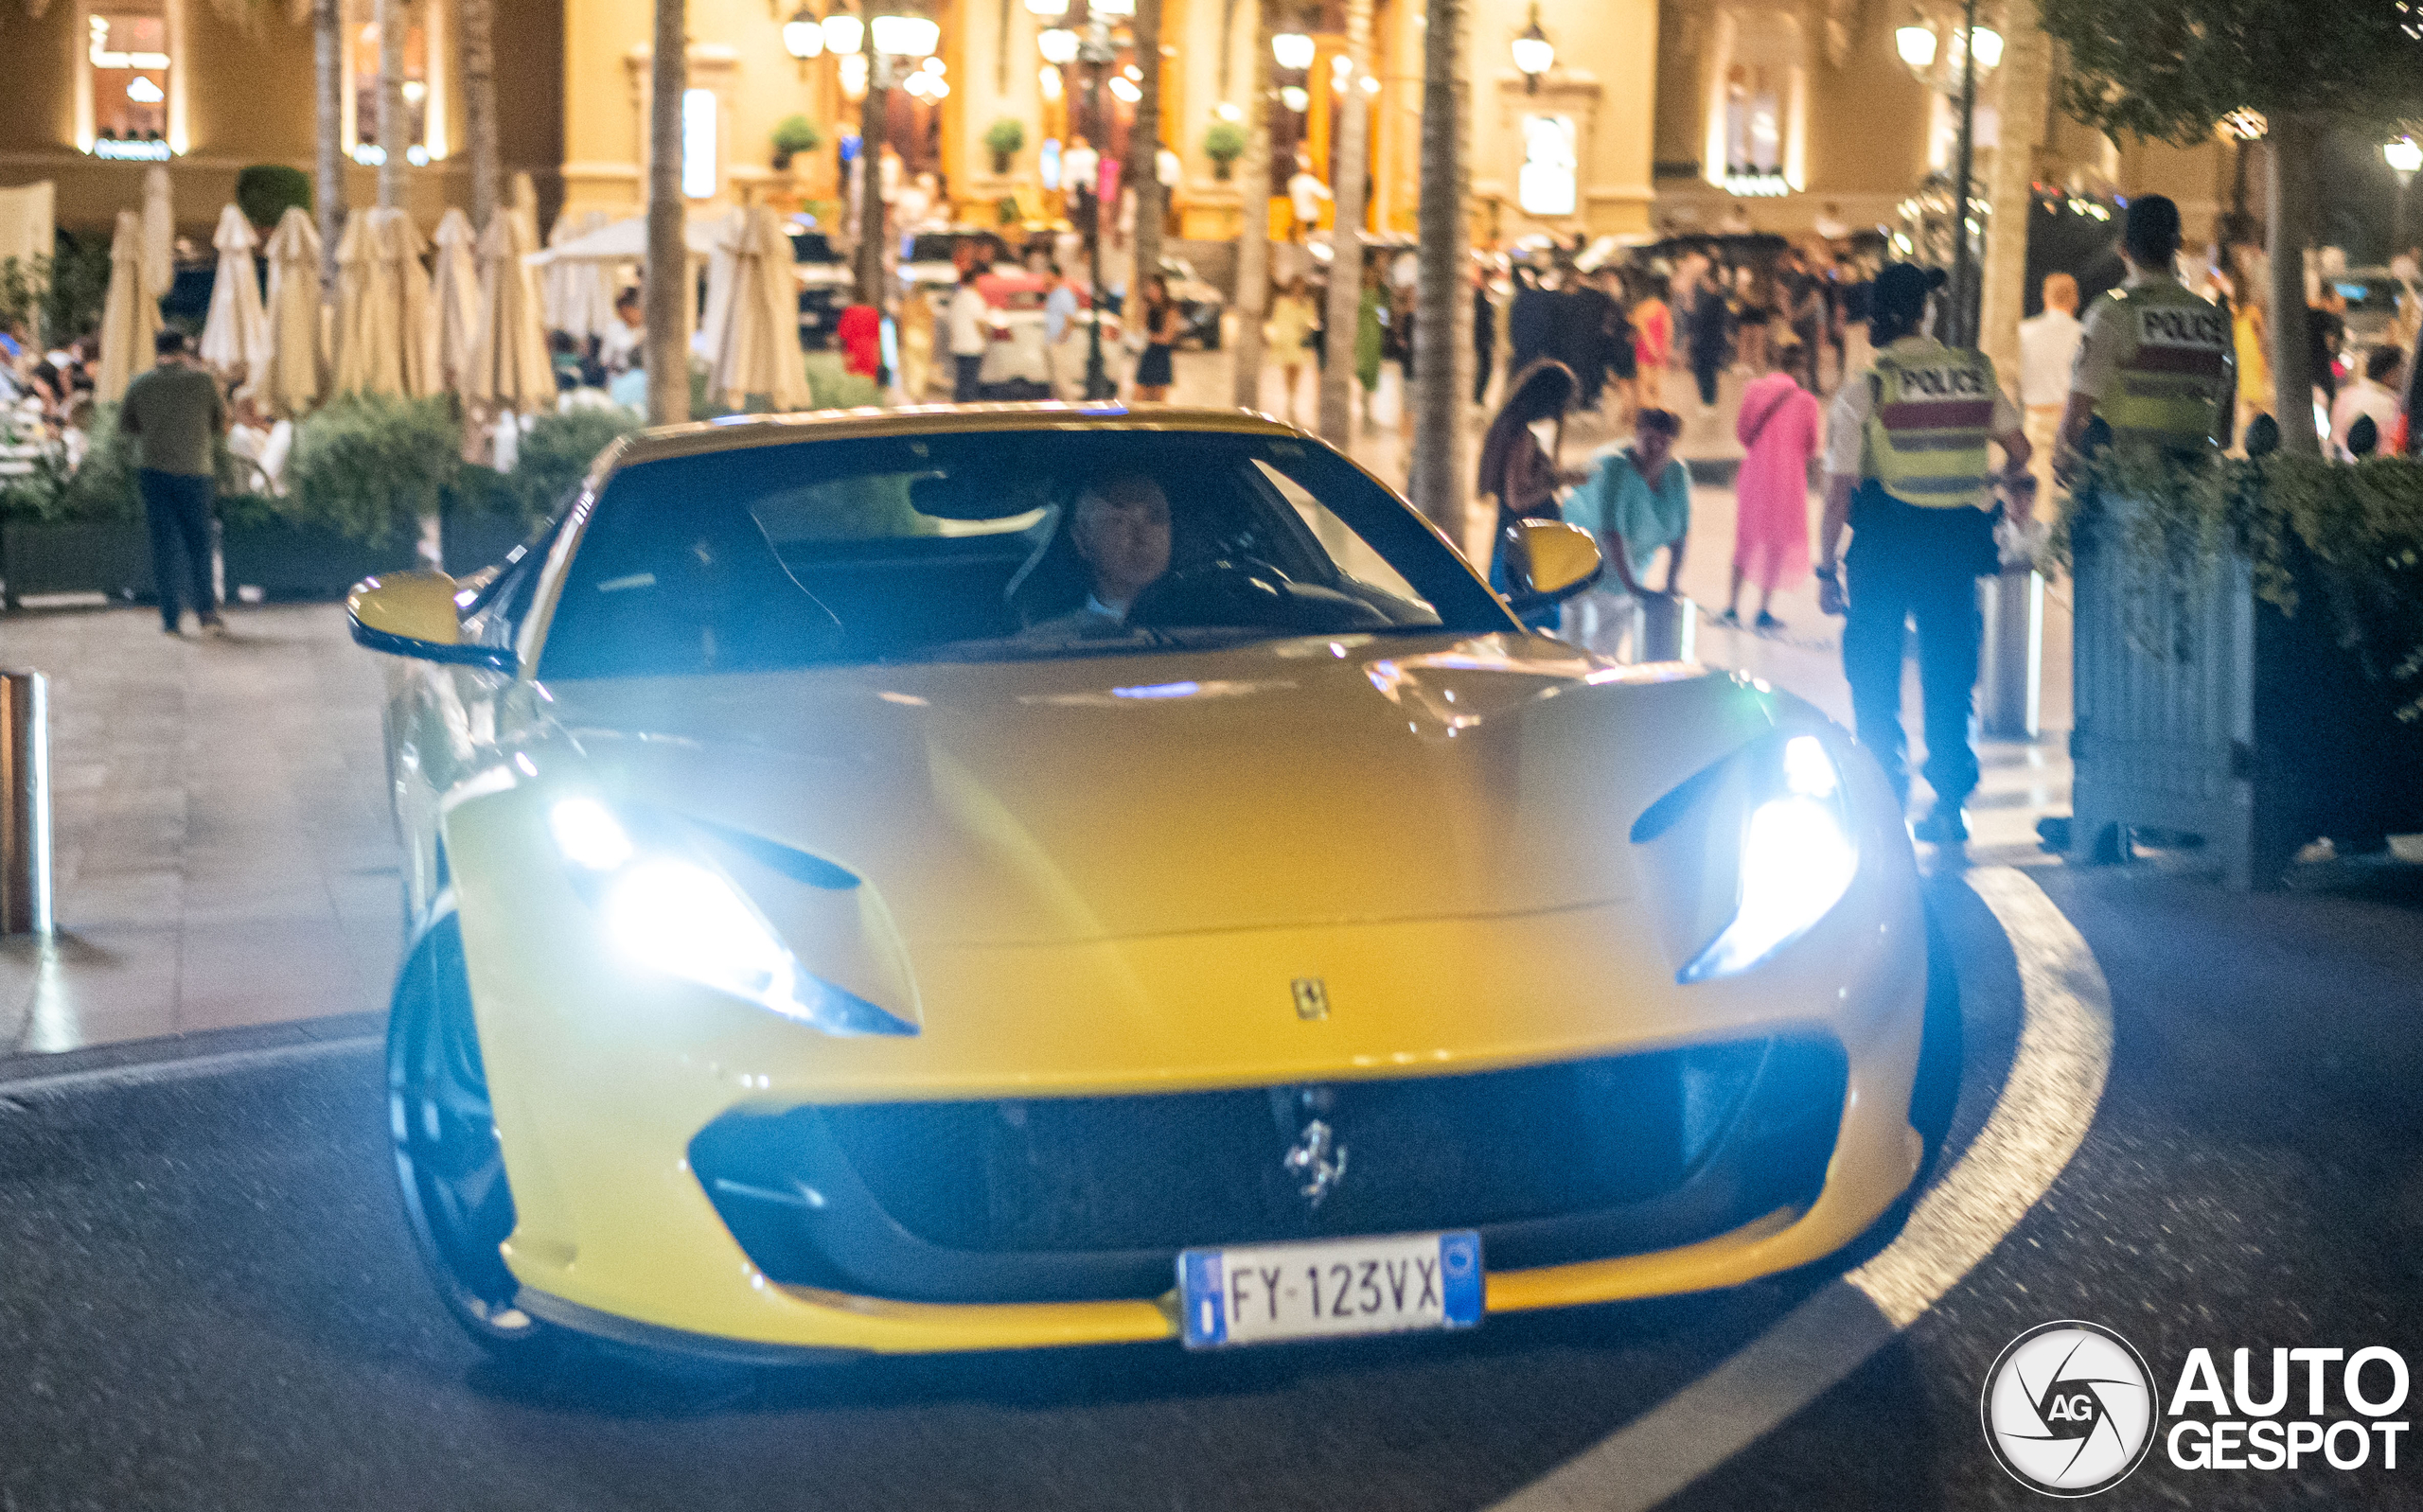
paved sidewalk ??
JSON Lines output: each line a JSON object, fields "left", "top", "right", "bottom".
{"left": 0, "top": 607, "right": 398, "bottom": 1056}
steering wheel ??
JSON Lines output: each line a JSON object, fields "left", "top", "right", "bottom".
{"left": 1124, "top": 556, "right": 1390, "bottom": 634}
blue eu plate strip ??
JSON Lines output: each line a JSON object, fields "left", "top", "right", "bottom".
{"left": 1180, "top": 1249, "right": 1227, "bottom": 1347}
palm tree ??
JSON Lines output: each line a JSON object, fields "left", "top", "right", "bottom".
{"left": 376, "top": 0, "right": 406, "bottom": 208}
{"left": 645, "top": 0, "right": 691, "bottom": 424}
{"left": 461, "top": 0, "right": 499, "bottom": 229}
{"left": 1129, "top": 0, "right": 1166, "bottom": 301}
{"left": 1316, "top": 0, "right": 1371, "bottom": 446}
{"left": 1228, "top": 0, "right": 1274, "bottom": 408}
{"left": 1407, "top": 0, "right": 1469, "bottom": 533}
{"left": 313, "top": 0, "right": 345, "bottom": 285}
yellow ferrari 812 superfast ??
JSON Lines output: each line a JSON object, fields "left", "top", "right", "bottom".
{"left": 350, "top": 404, "right": 1949, "bottom": 1363}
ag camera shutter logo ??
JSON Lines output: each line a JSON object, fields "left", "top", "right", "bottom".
{"left": 1981, "top": 1321, "right": 2160, "bottom": 1496}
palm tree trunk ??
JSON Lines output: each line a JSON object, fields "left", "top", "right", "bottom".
{"left": 376, "top": 0, "right": 407, "bottom": 209}
{"left": 1229, "top": 0, "right": 1273, "bottom": 408}
{"left": 1317, "top": 0, "right": 1371, "bottom": 447}
{"left": 1130, "top": 0, "right": 1166, "bottom": 300}
{"left": 313, "top": 0, "right": 345, "bottom": 288}
{"left": 2266, "top": 114, "right": 2321, "bottom": 454}
{"left": 1408, "top": 0, "right": 1470, "bottom": 534}
{"left": 645, "top": 0, "right": 691, "bottom": 424}
{"left": 462, "top": 0, "right": 499, "bottom": 229}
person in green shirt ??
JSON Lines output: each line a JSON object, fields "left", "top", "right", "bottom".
{"left": 1564, "top": 407, "right": 1691, "bottom": 598}
{"left": 117, "top": 328, "right": 229, "bottom": 636}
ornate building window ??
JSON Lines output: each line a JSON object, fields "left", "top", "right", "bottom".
{"left": 345, "top": 0, "right": 449, "bottom": 167}
{"left": 79, "top": 0, "right": 182, "bottom": 158}
{"left": 1701, "top": 7, "right": 1805, "bottom": 194}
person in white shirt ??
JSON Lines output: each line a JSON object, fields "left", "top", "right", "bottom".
{"left": 2016, "top": 273, "right": 2083, "bottom": 492}
{"left": 2330, "top": 344, "right": 2405, "bottom": 457}
{"left": 1286, "top": 155, "right": 1330, "bottom": 241}
{"left": 947, "top": 264, "right": 991, "bottom": 403}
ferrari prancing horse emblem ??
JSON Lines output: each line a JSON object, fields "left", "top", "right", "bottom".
{"left": 1291, "top": 978, "right": 1330, "bottom": 1020}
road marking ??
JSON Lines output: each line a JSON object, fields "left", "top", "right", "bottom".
{"left": 0, "top": 1034, "right": 380, "bottom": 1104}
{"left": 1491, "top": 865, "right": 2114, "bottom": 1512}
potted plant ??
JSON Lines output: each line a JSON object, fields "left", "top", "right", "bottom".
{"left": 771, "top": 114, "right": 824, "bottom": 173}
{"left": 983, "top": 118, "right": 1027, "bottom": 176}
{"left": 1203, "top": 121, "right": 1247, "bottom": 181}
{"left": 0, "top": 405, "right": 157, "bottom": 607}
{"left": 234, "top": 395, "right": 456, "bottom": 598}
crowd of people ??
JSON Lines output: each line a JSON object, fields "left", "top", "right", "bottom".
{"left": 0, "top": 324, "right": 104, "bottom": 466}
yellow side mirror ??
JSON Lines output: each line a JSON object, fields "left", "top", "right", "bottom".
{"left": 1500, "top": 519, "right": 1605, "bottom": 604}
{"left": 347, "top": 571, "right": 514, "bottom": 670}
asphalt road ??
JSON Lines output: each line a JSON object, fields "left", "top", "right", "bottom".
{"left": 1, "top": 862, "right": 2419, "bottom": 1511}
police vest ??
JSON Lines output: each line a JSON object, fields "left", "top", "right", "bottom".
{"left": 2091, "top": 283, "right": 2232, "bottom": 449}
{"left": 1863, "top": 345, "right": 1998, "bottom": 510}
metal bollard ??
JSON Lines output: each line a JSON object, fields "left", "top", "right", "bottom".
{"left": 1978, "top": 567, "right": 2043, "bottom": 739}
{"left": 0, "top": 671, "right": 53, "bottom": 935}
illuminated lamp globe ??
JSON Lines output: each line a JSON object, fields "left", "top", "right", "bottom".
{"left": 1895, "top": 20, "right": 1937, "bottom": 70}
{"left": 822, "top": 10, "right": 864, "bottom": 53}
{"left": 1272, "top": 32, "right": 1317, "bottom": 70}
{"left": 2387, "top": 137, "right": 2423, "bottom": 176}
{"left": 784, "top": 8, "right": 825, "bottom": 58}
{"left": 872, "top": 13, "right": 941, "bottom": 56}
{"left": 1511, "top": 3, "right": 1553, "bottom": 88}
{"left": 1038, "top": 26, "right": 1080, "bottom": 62}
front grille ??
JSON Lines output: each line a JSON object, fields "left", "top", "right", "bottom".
{"left": 691, "top": 1035, "right": 1846, "bottom": 1304}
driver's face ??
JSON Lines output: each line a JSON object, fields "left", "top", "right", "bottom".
{"left": 1075, "top": 481, "right": 1174, "bottom": 607}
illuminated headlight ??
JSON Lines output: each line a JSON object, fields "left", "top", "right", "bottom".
{"left": 1678, "top": 735, "right": 1859, "bottom": 983}
{"left": 550, "top": 799, "right": 914, "bottom": 1036}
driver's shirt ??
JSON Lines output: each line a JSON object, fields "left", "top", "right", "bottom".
{"left": 1017, "top": 593, "right": 1131, "bottom": 642}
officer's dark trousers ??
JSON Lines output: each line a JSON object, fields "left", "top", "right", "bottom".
{"left": 1841, "top": 483, "right": 1984, "bottom": 811}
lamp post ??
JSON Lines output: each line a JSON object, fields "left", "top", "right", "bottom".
{"left": 845, "top": 2, "right": 940, "bottom": 315}
{"left": 2386, "top": 136, "right": 2421, "bottom": 257}
{"left": 1895, "top": 7, "right": 2001, "bottom": 347}
{"left": 783, "top": 6, "right": 825, "bottom": 76}
{"left": 1070, "top": 0, "right": 1121, "bottom": 398}
{"left": 1510, "top": 4, "right": 1552, "bottom": 93}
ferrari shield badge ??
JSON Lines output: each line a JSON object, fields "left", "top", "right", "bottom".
{"left": 1283, "top": 1117, "right": 1349, "bottom": 1207}
{"left": 1291, "top": 978, "right": 1330, "bottom": 1021}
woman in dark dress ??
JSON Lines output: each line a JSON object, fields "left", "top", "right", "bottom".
{"left": 1477, "top": 360, "right": 1581, "bottom": 632}
{"left": 1132, "top": 273, "right": 1177, "bottom": 400}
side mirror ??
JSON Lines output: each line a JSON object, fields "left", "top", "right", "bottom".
{"left": 347, "top": 571, "right": 515, "bottom": 671}
{"left": 1499, "top": 519, "right": 1604, "bottom": 607}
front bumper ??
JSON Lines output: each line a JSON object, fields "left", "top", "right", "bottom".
{"left": 456, "top": 893, "right": 1926, "bottom": 1359}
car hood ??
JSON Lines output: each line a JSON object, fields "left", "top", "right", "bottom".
{"left": 538, "top": 634, "right": 1782, "bottom": 948}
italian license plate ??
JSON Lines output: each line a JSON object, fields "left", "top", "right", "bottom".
{"left": 1178, "top": 1231, "right": 1482, "bottom": 1348}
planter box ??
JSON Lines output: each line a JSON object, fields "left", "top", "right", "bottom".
{"left": 1, "top": 519, "right": 154, "bottom": 607}
{"left": 221, "top": 521, "right": 417, "bottom": 602}
{"left": 2068, "top": 489, "right": 2423, "bottom": 887}
{"left": 442, "top": 513, "right": 532, "bottom": 579}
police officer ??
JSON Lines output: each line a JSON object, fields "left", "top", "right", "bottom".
{"left": 1815, "top": 262, "right": 2033, "bottom": 844}
{"left": 2054, "top": 194, "right": 2234, "bottom": 477}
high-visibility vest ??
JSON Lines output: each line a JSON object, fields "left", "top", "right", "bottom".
{"left": 2088, "top": 281, "right": 2232, "bottom": 449}
{"left": 1863, "top": 342, "right": 1998, "bottom": 510}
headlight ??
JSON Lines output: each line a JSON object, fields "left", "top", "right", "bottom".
{"left": 1677, "top": 734, "right": 1859, "bottom": 984}
{"left": 550, "top": 800, "right": 915, "bottom": 1037}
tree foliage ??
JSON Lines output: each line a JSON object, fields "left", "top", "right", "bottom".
{"left": 2039, "top": 0, "right": 2423, "bottom": 142}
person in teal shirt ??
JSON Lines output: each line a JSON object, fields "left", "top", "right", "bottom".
{"left": 1564, "top": 407, "right": 1690, "bottom": 597}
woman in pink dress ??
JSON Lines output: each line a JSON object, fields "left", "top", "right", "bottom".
{"left": 1724, "top": 343, "right": 1821, "bottom": 630}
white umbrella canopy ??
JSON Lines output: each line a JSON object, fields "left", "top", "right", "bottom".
{"left": 139, "top": 165, "right": 173, "bottom": 302}
{"left": 541, "top": 208, "right": 619, "bottom": 340}
{"left": 258, "top": 206, "right": 325, "bottom": 417}
{"left": 95, "top": 209, "right": 161, "bottom": 403}
{"left": 197, "top": 203, "right": 271, "bottom": 381}
{"left": 331, "top": 208, "right": 392, "bottom": 396}
{"left": 430, "top": 207, "right": 482, "bottom": 395}
{"left": 692, "top": 206, "right": 747, "bottom": 368}
{"left": 508, "top": 170, "right": 541, "bottom": 250}
{"left": 385, "top": 210, "right": 442, "bottom": 399}
{"left": 468, "top": 211, "right": 557, "bottom": 415}
{"left": 708, "top": 205, "right": 812, "bottom": 413}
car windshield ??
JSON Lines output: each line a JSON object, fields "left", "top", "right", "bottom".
{"left": 789, "top": 231, "right": 838, "bottom": 263}
{"left": 908, "top": 234, "right": 971, "bottom": 263}
{"left": 538, "top": 428, "right": 1511, "bottom": 679}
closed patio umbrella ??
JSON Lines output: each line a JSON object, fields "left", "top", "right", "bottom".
{"left": 431, "top": 207, "right": 482, "bottom": 396}
{"left": 508, "top": 171, "right": 541, "bottom": 250}
{"left": 258, "top": 206, "right": 325, "bottom": 417}
{"left": 198, "top": 203, "right": 271, "bottom": 382}
{"left": 692, "top": 206, "right": 746, "bottom": 370}
{"left": 95, "top": 209, "right": 161, "bottom": 403}
{"left": 139, "top": 164, "right": 173, "bottom": 303}
{"left": 331, "top": 208, "right": 386, "bottom": 396}
{"left": 707, "top": 205, "right": 812, "bottom": 413}
{"left": 385, "top": 210, "right": 441, "bottom": 399}
{"left": 542, "top": 208, "right": 617, "bottom": 340}
{"left": 468, "top": 210, "right": 557, "bottom": 416}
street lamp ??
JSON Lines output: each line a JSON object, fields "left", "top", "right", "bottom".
{"left": 1041, "top": 0, "right": 1126, "bottom": 397}
{"left": 2386, "top": 136, "right": 2421, "bottom": 254}
{"left": 1511, "top": 4, "right": 1554, "bottom": 93}
{"left": 850, "top": 0, "right": 939, "bottom": 315}
{"left": 1893, "top": 5, "right": 1998, "bottom": 346}
{"left": 1272, "top": 32, "right": 1317, "bottom": 70}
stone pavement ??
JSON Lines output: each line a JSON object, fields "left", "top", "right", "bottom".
{"left": 0, "top": 352, "right": 2073, "bottom": 1057}
{"left": 0, "top": 607, "right": 398, "bottom": 1056}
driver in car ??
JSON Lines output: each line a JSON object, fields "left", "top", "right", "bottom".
{"left": 1022, "top": 471, "right": 1174, "bottom": 638}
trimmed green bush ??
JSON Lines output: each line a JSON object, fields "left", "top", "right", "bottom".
{"left": 507, "top": 408, "right": 643, "bottom": 524}
{"left": 983, "top": 118, "right": 1027, "bottom": 158}
{"left": 805, "top": 352, "right": 881, "bottom": 410}
{"left": 235, "top": 165, "right": 312, "bottom": 233}
{"left": 287, "top": 396, "right": 463, "bottom": 544}
{"left": 1203, "top": 121, "right": 1247, "bottom": 172}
